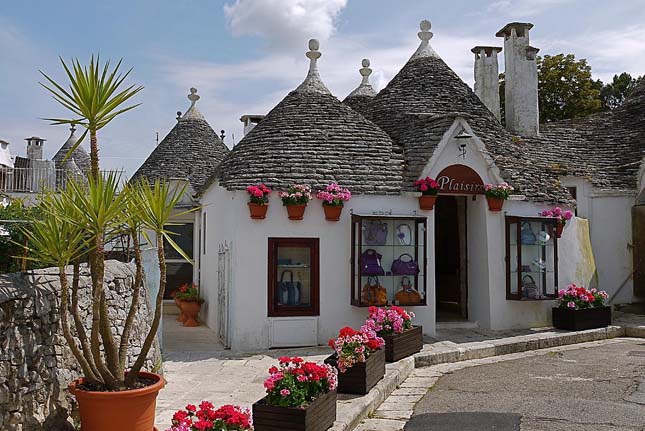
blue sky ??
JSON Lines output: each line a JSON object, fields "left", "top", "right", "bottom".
{"left": 1, "top": 0, "right": 644, "bottom": 176}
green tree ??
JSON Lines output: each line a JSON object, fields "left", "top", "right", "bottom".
{"left": 0, "top": 197, "right": 41, "bottom": 273}
{"left": 537, "top": 54, "right": 602, "bottom": 122}
{"left": 599, "top": 72, "right": 644, "bottom": 110}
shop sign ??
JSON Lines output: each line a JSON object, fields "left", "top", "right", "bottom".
{"left": 436, "top": 164, "right": 485, "bottom": 194}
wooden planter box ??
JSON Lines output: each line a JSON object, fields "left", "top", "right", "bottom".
{"left": 383, "top": 325, "right": 423, "bottom": 362}
{"left": 252, "top": 390, "right": 337, "bottom": 431}
{"left": 325, "top": 348, "right": 385, "bottom": 395}
{"left": 552, "top": 306, "right": 611, "bottom": 331}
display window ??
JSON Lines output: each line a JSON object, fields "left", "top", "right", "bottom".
{"left": 163, "top": 223, "right": 194, "bottom": 299}
{"left": 268, "top": 238, "right": 320, "bottom": 317}
{"left": 505, "top": 216, "right": 558, "bottom": 300}
{"left": 351, "top": 215, "right": 427, "bottom": 307}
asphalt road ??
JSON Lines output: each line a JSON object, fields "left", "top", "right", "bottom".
{"left": 407, "top": 340, "right": 645, "bottom": 431}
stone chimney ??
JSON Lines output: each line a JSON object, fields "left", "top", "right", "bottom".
{"left": 25, "top": 136, "right": 46, "bottom": 160}
{"left": 496, "top": 22, "right": 539, "bottom": 136}
{"left": 240, "top": 115, "right": 265, "bottom": 136}
{"left": 471, "top": 46, "right": 503, "bottom": 121}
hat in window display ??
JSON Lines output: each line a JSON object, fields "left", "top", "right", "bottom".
{"left": 538, "top": 230, "right": 550, "bottom": 245}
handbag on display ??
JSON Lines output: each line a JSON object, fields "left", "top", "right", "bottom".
{"left": 522, "top": 274, "right": 538, "bottom": 299}
{"left": 278, "top": 270, "right": 302, "bottom": 306}
{"left": 521, "top": 222, "right": 537, "bottom": 245}
{"left": 363, "top": 220, "right": 388, "bottom": 245}
{"left": 395, "top": 276, "right": 421, "bottom": 305}
{"left": 395, "top": 223, "right": 412, "bottom": 246}
{"left": 360, "top": 249, "right": 386, "bottom": 276}
{"left": 391, "top": 253, "right": 420, "bottom": 276}
{"left": 362, "top": 276, "right": 387, "bottom": 306}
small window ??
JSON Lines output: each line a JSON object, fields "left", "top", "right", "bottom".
{"left": 567, "top": 187, "right": 578, "bottom": 216}
{"left": 164, "top": 223, "right": 194, "bottom": 260}
{"left": 505, "top": 216, "right": 558, "bottom": 301}
{"left": 268, "top": 238, "right": 319, "bottom": 317}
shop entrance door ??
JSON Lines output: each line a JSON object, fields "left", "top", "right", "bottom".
{"left": 435, "top": 196, "right": 468, "bottom": 320}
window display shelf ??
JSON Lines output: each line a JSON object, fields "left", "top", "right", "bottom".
{"left": 351, "top": 215, "right": 428, "bottom": 307}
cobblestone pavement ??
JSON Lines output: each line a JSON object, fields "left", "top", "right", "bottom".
{"left": 155, "top": 317, "right": 329, "bottom": 430}
{"left": 356, "top": 338, "right": 645, "bottom": 431}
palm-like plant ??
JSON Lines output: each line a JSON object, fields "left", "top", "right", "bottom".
{"left": 40, "top": 55, "right": 142, "bottom": 179}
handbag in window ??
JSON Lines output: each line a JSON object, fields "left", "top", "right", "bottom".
{"left": 278, "top": 270, "right": 302, "bottom": 306}
{"left": 395, "top": 276, "right": 421, "bottom": 305}
{"left": 363, "top": 220, "right": 388, "bottom": 245}
{"left": 522, "top": 274, "right": 538, "bottom": 299}
{"left": 360, "top": 249, "right": 385, "bottom": 276}
{"left": 391, "top": 253, "right": 420, "bottom": 275}
{"left": 362, "top": 276, "right": 387, "bottom": 306}
{"left": 521, "top": 222, "right": 537, "bottom": 245}
{"left": 395, "top": 223, "right": 412, "bottom": 246}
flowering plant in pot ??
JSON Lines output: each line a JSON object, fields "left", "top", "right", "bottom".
{"left": 175, "top": 283, "right": 203, "bottom": 327}
{"left": 246, "top": 183, "right": 272, "bottom": 219}
{"left": 316, "top": 183, "right": 351, "bottom": 221}
{"left": 170, "top": 289, "right": 187, "bottom": 324}
{"left": 553, "top": 284, "right": 610, "bottom": 331}
{"left": 484, "top": 182, "right": 514, "bottom": 211}
{"left": 539, "top": 207, "right": 574, "bottom": 238}
{"left": 166, "top": 402, "right": 252, "bottom": 431}
{"left": 24, "top": 56, "right": 197, "bottom": 431}
{"left": 253, "top": 356, "right": 338, "bottom": 431}
{"left": 279, "top": 184, "right": 312, "bottom": 220}
{"left": 362, "top": 306, "right": 422, "bottom": 362}
{"left": 413, "top": 177, "right": 439, "bottom": 210}
{"left": 325, "top": 327, "right": 385, "bottom": 394}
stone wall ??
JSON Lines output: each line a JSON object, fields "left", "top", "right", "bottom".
{"left": 0, "top": 260, "right": 161, "bottom": 431}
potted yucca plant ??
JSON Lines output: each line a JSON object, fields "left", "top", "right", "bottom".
{"left": 28, "top": 55, "right": 196, "bottom": 431}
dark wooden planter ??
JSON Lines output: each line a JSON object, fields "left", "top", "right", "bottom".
{"left": 325, "top": 348, "right": 385, "bottom": 395}
{"left": 252, "top": 390, "right": 337, "bottom": 431}
{"left": 383, "top": 325, "right": 423, "bottom": 362}
{"left": 552, "top": 306, "right": 611, "bottom": 331}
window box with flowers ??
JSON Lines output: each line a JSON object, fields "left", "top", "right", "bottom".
{"left": 540, "top": 207, "right": 574, "bottom": 238}
{"left": 414, "top": 177, "right": 439, "bottom": 210}
{"left": 484, "top": 182, "right": 514, "bottom": 211}
{"left": 165, "top": 401, "right": 252, "bottom": 431}
{"left": 325, "top": 327, "right": 385, "bottom": 395}
{"left": 316, "top": 183, "right": 351, "bottom": 221}
{"left": 552, "top": 284, "right": 611, "bottom": 331}
{"left": 279, "top": 185, "right": 313, "bottom": 220}
{"left": 246, "top": 183, "right": 272, "bottom": 219}
{"left": 363, "top": 306, "right": 422, "bottom": 362}
{"left": 175, "top": 283, "right": 203, "bottom": 327}
{"left": 253, "top": 356, "right": 338, "bottom": 431}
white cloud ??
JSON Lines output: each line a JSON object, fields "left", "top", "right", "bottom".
{"left": 488, "top": 0, "right": 575, "bottom": 17}
{"left": 223, "top": 0, "right": 348, "bottom": 49}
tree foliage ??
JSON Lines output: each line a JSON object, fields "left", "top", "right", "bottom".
{"left": 599, "top": 72, "right": 644, "bottom": 110}
{"left": 0, "top": 197, "right": 42, "bottom": 273}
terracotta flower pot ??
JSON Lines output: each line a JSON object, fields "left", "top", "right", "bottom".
{"left": 248, "top": 202, "right": 268, "bottom": 219}
{"left": 418, "top": 195, "right": 437, "bottom": 210}
{"left": 486, "top": 196, "right": 505, "bottom": 211}
{"left": 555, "top": 223, "right": 564, "bottom": 238}
{"left": 181, "top": 300, "right": 203, "bottom": 327}
{"left": 285, "top": 204, "right": 307, "bottom": 220}
{"left": 323, "top": 204, "right": 343, "bottom": 221}
{"left": 174, "top": 297, "right": 187, "bottom": 323}
{"left": 69, "top": 372, "right": 165, "bottom": 431}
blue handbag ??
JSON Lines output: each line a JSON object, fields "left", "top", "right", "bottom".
{"left": 521, "top": 222, "right": 537, "bottom": 245}
{"left": 278, "top": 270, "right": 302, "bottom": 306}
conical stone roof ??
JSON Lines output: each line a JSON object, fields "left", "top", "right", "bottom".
{"left": 52, "top": 125, "right": 91, "bottom": 173}
{"left": 133, "top": 88, "right": 229, "bottom": 191}
{"left": 215, "top": 40, "right": 402, "bottom": 194}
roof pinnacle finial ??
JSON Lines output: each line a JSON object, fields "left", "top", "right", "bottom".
{"left": 306, "top": 39, "right": 321, "bottom": 73}
{"left": 70, "top": 124, "right": 76, "bottom": 134}
{"left": 419, "top": 20, "right": 433, "bottom": 42}
{"left": 188, "top": 87, "right": 200, "bottom": 106}
{"left": 359, "top": 59, "right": 372, "bottom": 85}
{"left": 410, "top": 19, "right": 439, "bottom": 61}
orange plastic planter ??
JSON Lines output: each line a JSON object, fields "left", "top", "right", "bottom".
{"left": 486, "top": 196, "right": 505, "bottom": 211}
{"left": 286, "top": 204, "right": 307, "bottom": 220}
{"left": 418, "top": 195, "right": 437, "bottom": 210}
{"left": 323, "top": 204, "right": 343, "bottom": 221}
{"left": 69, "top": 372, "right": 165, "bottom": 431}
{"left": 248, "top": 202, "right": 269, "bottom": 219}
